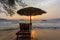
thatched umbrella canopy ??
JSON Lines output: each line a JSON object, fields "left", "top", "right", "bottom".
{"left": 17, "top": 7, "right": 46, "bottom": 23}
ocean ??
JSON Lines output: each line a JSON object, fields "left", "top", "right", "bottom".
{"left": 0, "top": 20, "right": 60, "bottom": 30}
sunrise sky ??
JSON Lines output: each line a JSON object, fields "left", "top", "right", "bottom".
{"left": 0, "top": 0, "right": 60, "bottom": 20}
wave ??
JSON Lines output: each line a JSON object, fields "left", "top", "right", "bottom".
{"left": 0, "top": 21, "right": 60, "bottom": 30}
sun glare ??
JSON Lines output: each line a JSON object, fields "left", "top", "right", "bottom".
{"left": 31, "top": 16, "right": 35, "bottom": 20}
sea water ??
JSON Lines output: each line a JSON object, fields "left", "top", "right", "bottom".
{"left": 0, "top": 20, "right": 60, "bottom": 30}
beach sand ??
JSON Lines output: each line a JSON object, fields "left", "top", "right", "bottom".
{"left": 0, "top": 28, "right": 60, "bottom": 40}
{"left": 0, "top": 29, "right": 19, "bottom": 40}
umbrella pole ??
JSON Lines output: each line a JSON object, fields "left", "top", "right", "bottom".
{"left": 30, "top": 15, "right": 32, "bottom": 24}
{"left": 30, "top": 15, "right": 32, "bottom": 30}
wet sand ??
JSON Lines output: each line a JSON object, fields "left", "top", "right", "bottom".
{"left": 0, "top": 29, "right": 19, "bottom": 40}
{"left": 0, "top": 28, "right": 60, "bottom": 40}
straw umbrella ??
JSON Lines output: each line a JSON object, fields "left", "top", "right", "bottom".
{"left": 17, "top": 7, "right": 46, "bottom": 39}
{"left": 17, "top": 7, "right": 46, "bottom": 24}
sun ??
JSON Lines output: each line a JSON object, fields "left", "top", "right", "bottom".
{"left": 31, "top": 16, "right": 35, "bottom": 20}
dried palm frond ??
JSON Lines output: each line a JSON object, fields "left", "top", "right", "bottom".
{"left": 8, "top": 0, "right": 15, "bottom": 7}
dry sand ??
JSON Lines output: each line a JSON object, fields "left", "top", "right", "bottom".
{"left": 0, "top": 28, "right": 60, "bottom": 40}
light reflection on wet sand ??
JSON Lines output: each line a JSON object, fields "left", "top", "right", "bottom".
{"left": 0, "top": 28, "right": 60, "bottom": 40}
{"left": 33, "top": 28, "right": 60, "bottom": 40}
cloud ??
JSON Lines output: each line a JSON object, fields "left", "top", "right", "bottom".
{"left": 0, "top": 0, "right": 60, "bottom": 19}
{"left": 40, "top": 0, "right": 60, "bottom": 19}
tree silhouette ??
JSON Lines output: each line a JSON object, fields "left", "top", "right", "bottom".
{"left": 0, "top": 0, "right": 28, "bottom": 16}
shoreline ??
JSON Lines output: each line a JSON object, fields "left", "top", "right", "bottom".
{"left": 0, "top": 27, "right": 60, "bottom": 31}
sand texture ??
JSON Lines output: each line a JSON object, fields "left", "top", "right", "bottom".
{"left": 0, "top": 28, "right": 60, "bottom": 40}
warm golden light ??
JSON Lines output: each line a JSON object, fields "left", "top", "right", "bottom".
{"left": 31, "top": 16, "right": 35, "bottom": 20}
{"left": 31, "top": 30, "right": 35, "bottom": 38}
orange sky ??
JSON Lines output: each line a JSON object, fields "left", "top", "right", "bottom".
{"left": 0, "top": 13, "right": 47, "bottom": 20}
{"left": 0, "top": 0, "right": 60, "bottom": 20}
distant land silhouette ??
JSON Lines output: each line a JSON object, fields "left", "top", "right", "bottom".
{"left": 52, "top": 18, "right": 60, "bottom": 21}
{"left": 0, "top": 18, "right": 7, "bottom": 20}
{"left": 0, "top": 18, "right": 60, "bottom": 21}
